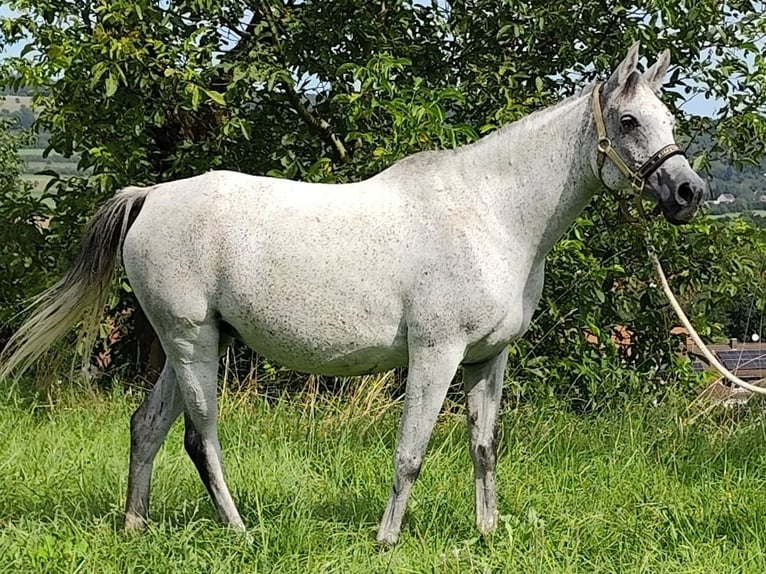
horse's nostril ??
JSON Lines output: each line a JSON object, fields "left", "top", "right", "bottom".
{"left": 677, "top": 182, "right": 694, "bottom": 205}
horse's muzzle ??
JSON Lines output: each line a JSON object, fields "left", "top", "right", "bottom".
{"left": 658, "top": 173, "right": 706, "bottom": 225}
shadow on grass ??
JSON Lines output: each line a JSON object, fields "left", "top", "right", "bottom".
{"left": 306, "top": 490, "right": 385, "bottom": 527}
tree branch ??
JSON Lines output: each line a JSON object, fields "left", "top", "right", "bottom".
{"left": 282, "top": 87, "right": 349, "bottom": 163}
{"left": 260, "top": 2, "right": 350, "bottom": 163}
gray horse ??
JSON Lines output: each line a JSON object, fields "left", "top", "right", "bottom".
{"left": 0, "top": 43, "right": 704, "bottom": 544}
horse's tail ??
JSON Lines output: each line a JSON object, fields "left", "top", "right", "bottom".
{"left": 0, "top": 185, "right": 153, "bottom": 379}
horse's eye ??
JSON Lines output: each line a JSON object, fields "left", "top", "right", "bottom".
{"left": 620, "top": 115, "right": 639, "bottom": 132}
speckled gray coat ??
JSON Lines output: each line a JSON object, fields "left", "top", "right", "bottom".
{"left": 0, "top": 44, "right": 704, "bottom": 545}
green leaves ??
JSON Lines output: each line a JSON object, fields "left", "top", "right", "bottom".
{"left": 0, "top": 123, "right": 57, "bottom": 324}
{"left": 510, "top": 196, "right": 766, "bottom": 409}
{"left": 104, "top": 74, "right": 118, "bottom": 98}
{"left": 1, "top": 0, "right": 765, "bottom": 396}
{"left": 202, "top": 89, "right": 225, "bottom": 107}
{"left": 330, "top": 54, "right": 478, "bottom": 179}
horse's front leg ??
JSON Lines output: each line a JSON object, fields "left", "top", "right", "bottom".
{"left": 462, "top": 350, "right": 507, "bottom": 534}
{"left": 376, "top": 343, "right": 465, "bottom": 545}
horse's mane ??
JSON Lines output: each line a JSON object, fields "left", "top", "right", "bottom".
{"left": 482, "top": 81, "right": 597, "bottom": 142}
{"left": 383, "top": 81, "right": 598, "bottom": 168}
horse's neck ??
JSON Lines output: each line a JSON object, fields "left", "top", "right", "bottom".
{"left": 464, "top": 91, "right": 599, "bottom": 263}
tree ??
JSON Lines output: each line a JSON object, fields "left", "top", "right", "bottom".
{"left": 2, "top": 0, "right": 766, "bottom": 402}
{"left": 0, "top": 123, "right": 53, "bottom": 332}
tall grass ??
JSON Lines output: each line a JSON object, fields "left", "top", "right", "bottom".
{"left": 1, "top": 379, "right": 766, "bottom": 573}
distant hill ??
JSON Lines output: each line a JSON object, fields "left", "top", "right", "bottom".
{"left": 0, "top": 95, "right": 35, "bottom": 131}
{"left": 707, "top": 160, "right": 766, "bottom": 201}
{"left": 688, "top": 132, "right": 766, "bottom": 215}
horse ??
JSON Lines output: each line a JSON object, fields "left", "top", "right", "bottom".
{"left": 0, "top": 43, "right": 704, "bottom": 545}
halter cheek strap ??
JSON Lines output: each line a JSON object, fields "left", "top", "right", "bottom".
{"left": 591, "top": 82, "right": 686, "bottom": 221}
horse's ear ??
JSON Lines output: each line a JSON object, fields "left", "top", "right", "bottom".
{"left": 643, "top": 49, "right": 671, "bottom": 92}
{"left": 605, "top": 41, "right": 640, "bottom": 94}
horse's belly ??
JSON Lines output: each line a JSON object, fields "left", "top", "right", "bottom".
{"left": 218, "top": 291, "right": 408, "bottom": 376}
{"left": 248, "top": 337, "right": 408, "bottom": 376}
{"left": 229, "top": 324, "right": 408, "bottom": 376}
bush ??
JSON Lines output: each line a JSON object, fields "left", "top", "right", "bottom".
{"left": 510, "top": 198, "right": 766, "bottom": 410}
{"left": 0, "top": 125, "right": 57, "bottom": 329}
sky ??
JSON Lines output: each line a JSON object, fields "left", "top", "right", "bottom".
{"left": 679, "top": 92, "right": 721, "bottom": 117}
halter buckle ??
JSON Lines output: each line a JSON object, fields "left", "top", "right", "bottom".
{"left": 630, "top": 175, "right": 645, "bottom": 194}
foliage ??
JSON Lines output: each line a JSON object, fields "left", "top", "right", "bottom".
{"left": 1, "top": 1, "right": 766, "bottom": 402}
{"left": 3, "top": 1, "right": 765, "bottom": 185}
{"left": 513, "top": 199, "right": 766, "bottom": 408}
{"left": 0, "top": 123, "right": 55, "bottom": 327}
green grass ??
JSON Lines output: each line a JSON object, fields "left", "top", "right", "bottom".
{"left": 2, "top": 383, "right": 766, "bottom": 573}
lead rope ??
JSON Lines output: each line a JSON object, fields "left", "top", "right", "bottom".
{"left": 644, "top": 230, "right": 766, "bottom": 396}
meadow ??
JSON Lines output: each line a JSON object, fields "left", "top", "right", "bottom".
{"left": 0, "top": 95, "right": 33, "bottom": 113}
{"left": 1, "top": 379, "right": 766, "bottom": 573}
{"left": 15, "top": 147, "right": 79, "bottom": 194}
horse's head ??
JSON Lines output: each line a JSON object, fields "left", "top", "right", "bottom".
{"left": 593, "top": 43, "right": 705, "bottom": 225}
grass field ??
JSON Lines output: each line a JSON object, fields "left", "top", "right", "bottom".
{"left": 1, "top": 382, "right": 766, "bottom": 573}
{"left": 15, "top": 147, "right": 79, "bottom": 194}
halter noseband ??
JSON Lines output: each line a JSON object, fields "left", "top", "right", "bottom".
{"left": 591, "top": 82, "right": 686, "bottom": 221}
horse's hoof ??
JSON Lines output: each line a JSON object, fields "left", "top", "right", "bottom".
{"left": 376, "top": 531, "right": 399, "bottom": 547}
{"left": 123, "top": 512, "right": 148, "bottom": 533}
{"left": 477, "top": 515, "right": 498, "bottom": 535}
{"left": 227, "top": 522, "right": 248, "bottom": 534}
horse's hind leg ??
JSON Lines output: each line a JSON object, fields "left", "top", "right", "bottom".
{"left": 182, "top": 332, "right": 232, "bottom": 469}
{"left": 462, "top": 350, "right": 507, "bottom": 534}
{"left": 181, "top": 331, "right": 237, "bottom": 521}
{"left": 376, "top": 343, "right": 465, "bottom": 545}
{"left": 168, "top": 323, "right": 245, "bottom": 531}
{"left": 125, "top": 362, "right": 184, "bottom": 531}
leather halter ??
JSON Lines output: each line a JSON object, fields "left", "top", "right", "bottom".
{"left": 591, "top": 82, "right": 686, "bottom": 221}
